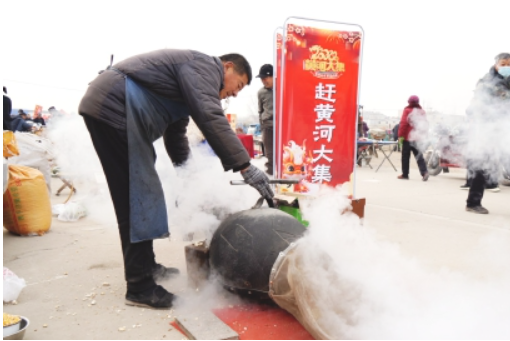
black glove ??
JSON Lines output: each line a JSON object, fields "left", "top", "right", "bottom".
{"left": 241, "top": 164, "right": 274, "bottom": 200}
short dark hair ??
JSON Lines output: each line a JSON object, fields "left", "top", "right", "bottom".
{"left": 219, "top": 53, "right": 252, "bottom": 85}
{"left": 495, "top": 53, "right": 510, "bottom": 62}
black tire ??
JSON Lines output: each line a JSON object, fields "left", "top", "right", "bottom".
{"left": 503, "top": 167, "right": 510, "bottom": 180}
{"left": 502, "top": 166, "right": 510, "bottom": 186}
{"left": 425, "top": 151, "right": 442, "bottom": 176}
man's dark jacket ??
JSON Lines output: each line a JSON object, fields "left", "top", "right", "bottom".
{"left": 79, "top": 49, "right": 250, "bottom": 171}
{"left": 467, "top": 66, "right": 510, "bottom": 117}
{"left": 3, "top": 95, "right": 12, "bottom": 131}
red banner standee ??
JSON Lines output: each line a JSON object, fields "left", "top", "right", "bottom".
{"left": 277, "top": 18, "right": 362, "bottom": 195}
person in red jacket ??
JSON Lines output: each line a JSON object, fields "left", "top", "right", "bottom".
{"left": 397, "top": 95, "right": 429, "bottom": 181}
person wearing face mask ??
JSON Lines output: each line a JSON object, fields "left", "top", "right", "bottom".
{"left": 464, "top": 52, "right": 510, "bottom": 214}
{"left": 79, "top": 50, "right": 273, "bottom": 309}
{"left": 257, "top": 64, "right": 274, "bottom": 175}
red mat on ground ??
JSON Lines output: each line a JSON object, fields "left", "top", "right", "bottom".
{"left": 171, "top": 302, "right": 314, "bottom": 340}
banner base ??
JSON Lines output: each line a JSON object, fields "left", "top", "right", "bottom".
{"left": 350, "top": 197, "right": 366, "bottom": 220}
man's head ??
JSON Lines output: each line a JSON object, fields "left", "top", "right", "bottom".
{"left": 219, "top": 53, "right": 252, "bottom": 100}
{"left": 494, "top": 53, "right": 510, "bottom": 78}
{"left": 18, "top": 110, "right": 28, "bottom": 119}
{"left": 256, "top": 64, "right": 274, "bottom": 89}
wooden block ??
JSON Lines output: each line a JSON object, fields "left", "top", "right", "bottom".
{"left": 351, "top": 198, "right": 366, "bottom": 219}
{"left": 175, "top": 311, "right": 239, "bottom": 340}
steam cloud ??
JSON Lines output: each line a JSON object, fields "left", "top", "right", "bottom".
{"left": 288, "top": 186, "right": 510, "bottom": 339}
{"left": 45, "top": 113, "right": 259, "bottom": 239}
{"left": 408, "top": 82, "right": 510, "bottom": 184}
{"left": 45, "top": 110, "right": 510, "bottom": 339}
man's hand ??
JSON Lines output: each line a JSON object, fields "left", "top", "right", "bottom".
{"left": 240, "top": 164, "right": 274, "bottom": 200}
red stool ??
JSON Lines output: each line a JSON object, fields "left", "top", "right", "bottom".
{"left": 237, "top": 134, "right": 254, "bottom": 158}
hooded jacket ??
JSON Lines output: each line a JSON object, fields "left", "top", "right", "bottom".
{"left": 398, "top": 104, "right": 428, "bottom": 141}
{"left": 79, "top": 49, "right": 250, "bottom": 171}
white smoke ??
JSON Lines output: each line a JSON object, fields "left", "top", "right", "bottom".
{"left": 407, "top": 107, "right": 430, "bottom": 152}
{"left": 411, "top": 71, "right": 510, "bottom": 185}
{"left": 277, "top": 186, "right": 510, "bottom": 339}
{"left": 463, "top": 85, "right": 510, "bottom": 184}
{"left": 44, "top": 114, "right": 260, "bottom": 234}
{"left": 45, "top": 114, "right": 116, "bottom": 224}
{"left": 157, "top": 138, "right": 259, "bottom": 242}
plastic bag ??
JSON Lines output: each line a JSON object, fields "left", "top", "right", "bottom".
{"left": 52, "top": 202, "right": 87, "bottom": 222}
{"left": 270, "top": 240, "right": 341, "bottom": 340}
{"left": 3, "top": 268, "right": 26, "bottom": 303}
{"left": 8, "top": 132, "right": 54, "bottom": 192}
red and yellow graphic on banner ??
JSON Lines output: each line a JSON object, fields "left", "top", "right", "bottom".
{"left": 276, "top": 19, "right": 362, "bottom": 195}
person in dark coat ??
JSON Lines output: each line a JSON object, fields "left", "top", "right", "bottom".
{"left": 397, "top": 95, "right": 429, "bottom": 181}
{"left": 357, "top": 116, "right": 369, "bottom": 138}
{"left": 3, "top": 87, "right": 13, "bottom": 131}
{"left": 392, "top": 123, "right": 400, "bottom": 152}
{"left": 257, "top": 64, "right": 274, "bottom": 175}
{"left": 464, "top": 52, "right": 510, "bottom": 214}
{"left": 360, "top": 118, "right": 369, "bottom": 138}
{"left": 32, "top": 112, "right": 46, "bottom": 126}
{"left": 79, "top": 49, "right": 273, "bottom": 309}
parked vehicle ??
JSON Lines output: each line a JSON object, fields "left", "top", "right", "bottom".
{"left": 424, "top": 124, "right": 510, "bottom": 181}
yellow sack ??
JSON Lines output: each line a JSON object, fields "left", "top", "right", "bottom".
{"left": 3, "top": 165, "right": 51, "bottom": 236}
{"left": 3, "top": 131, "right": 20, "bottom": 158}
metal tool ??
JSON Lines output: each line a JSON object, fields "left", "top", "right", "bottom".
{"left": 229, "top": 179, "right": 299, "bottom": 185}
{"left": 230, "top": 179, "right": 299, "bottom": 208}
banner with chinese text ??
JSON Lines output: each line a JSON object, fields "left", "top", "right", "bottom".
{"left": 276, "top": 17, "right": 363, "bottom": 195}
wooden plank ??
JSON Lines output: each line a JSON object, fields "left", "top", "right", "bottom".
{"left": 174, "top": 311, "right": 239, "bottom": 340}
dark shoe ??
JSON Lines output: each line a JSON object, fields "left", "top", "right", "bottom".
{"left": 466, "top": 206, "right": 489, "bottom": 214}
{"left": 153, "top": 264, "right": 180, "bottom": 281}
{"left": 486, "top": 186, "right": 500, "bottom": 193}
{"left": 460, "top": 184, "right": 470, "bottom": 190}
{"left": 422, "top": 172, "right": 429, "bottom": 181}
{"left": 397, "top": 175, "right": 409, "bottom": 180}
{"left": 125, "top": 285, "right": 177, "bottom": 309}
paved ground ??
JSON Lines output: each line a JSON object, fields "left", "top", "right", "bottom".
{"left": 3, "top": 147, "right": 509, "bottom": 339}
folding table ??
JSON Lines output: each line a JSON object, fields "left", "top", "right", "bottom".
{"left": 357, "top": 140, "right": 375, "bottom": 169}
{"left": 374, "top": 141, "right": 398, "bottom": 172}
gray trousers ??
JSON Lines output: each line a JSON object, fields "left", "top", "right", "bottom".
{"left": 262, "top": 124, "right": 273, "bottom": 175}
